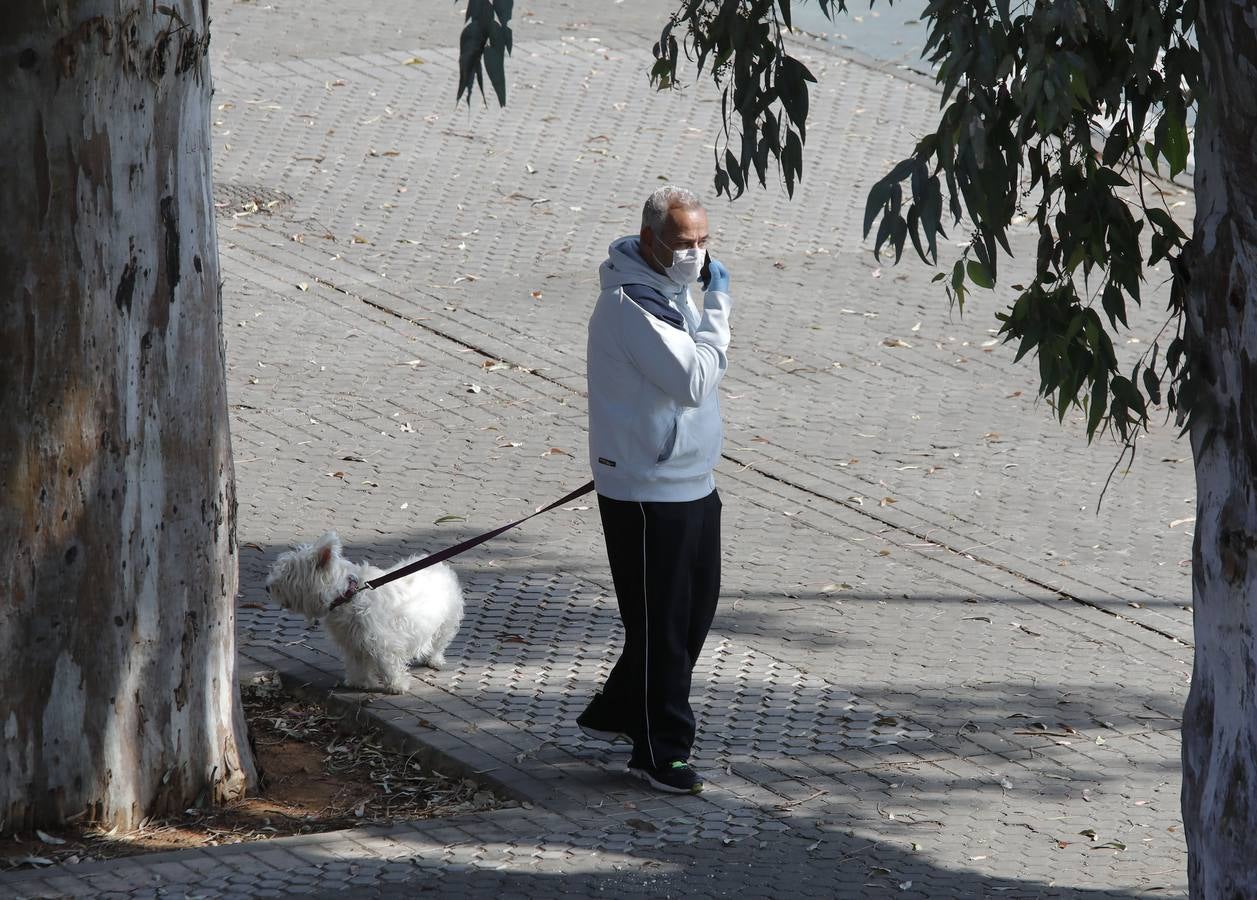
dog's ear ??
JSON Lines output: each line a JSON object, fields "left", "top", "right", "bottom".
{"left": 314, "top": 531, "right": 341, "bottom": 570}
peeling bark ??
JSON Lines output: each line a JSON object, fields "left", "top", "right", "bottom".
{"left": 1181, "top": 2, "right": 1257, "bottom": 895}
{"left": 0, "top": 2, "right": 255, "bottom": 829}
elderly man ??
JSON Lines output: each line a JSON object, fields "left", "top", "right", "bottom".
{"left": 579, "top": 185, "right": 732, "bottom": 794}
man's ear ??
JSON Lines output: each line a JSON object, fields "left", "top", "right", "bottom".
{"left": 641, "top": 226, "right": 666, "bottom": 269}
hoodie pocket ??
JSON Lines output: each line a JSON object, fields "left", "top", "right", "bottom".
{"left": 656, "top": 418, "right": 678, "bottom": 462}
{"left": 656, "top": 410, "right": 712, "bottom": 472}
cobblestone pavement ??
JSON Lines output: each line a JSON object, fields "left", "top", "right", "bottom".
{"left": 2, "top": 2, "right": 1198, "bottom": 897}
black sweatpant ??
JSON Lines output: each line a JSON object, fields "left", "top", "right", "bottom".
{"left": 581, "top": 489, "right": 722, "bottom": 767}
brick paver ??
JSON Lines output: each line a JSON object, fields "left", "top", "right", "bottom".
{"left": 1, "top": 2, "right": 1195, "bottom": 897}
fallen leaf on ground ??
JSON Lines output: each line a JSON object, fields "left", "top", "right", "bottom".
{"left": 434, "top": 515, "right": 466, "bottom": 524}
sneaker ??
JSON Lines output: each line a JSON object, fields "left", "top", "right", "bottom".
{"left": 578, "top": 723, "right": 632, "bottom": 744}
{"left": 627, "top": 760, "right": 704, "bottom": 795}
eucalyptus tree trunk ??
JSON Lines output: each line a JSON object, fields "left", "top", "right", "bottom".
{"left": 1180, "top": 3, "right": 1257, "bottom": 894}
{"left": 0, "top": 2, "right": 255, "bottom": 830}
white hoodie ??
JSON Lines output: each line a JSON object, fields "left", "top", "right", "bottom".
{"left": 586, "top": 235, "right": 733, "bottom": 502}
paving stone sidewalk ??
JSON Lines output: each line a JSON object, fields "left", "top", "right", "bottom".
{"left": 1, "top": 3, "right": 1197, "bottom": 897}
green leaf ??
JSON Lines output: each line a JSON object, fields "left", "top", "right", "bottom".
{"left": 724, "top": 148, "right": 745, "bottom": 196}
{"left": 776, "top": 0, "right": 791, "bottom": 29}
{"left": 950, "top": 259, "right": 967, "bottom": 311}
{"left": 1100, "top": 282, "right": 1128, "bottom": 329}
{"left": 1087, "top": 372, "right": 1107, "bottom": 440}
{"left": 966, "top": 259, "right": 994, "bottom": 289}
{"left": 484, "top": 24, "right": 509, "bottom": 106}
{"left": 779, "top": 56, "right": 815, "bottom": 140}
{"left": 785, "top": 128, "right": 804, "bottom": 189}
{"left": 1163, "top": 108, "right": 1190, "bottom": 177}
{"left": 1143, "top": 365, "right": 1162, "bottom": 407}
{"left": 863, "top": 178, "right": 893, "bottom": 239}
{"left": 1110, "top": 375, "right": 1147, "bottom": 421}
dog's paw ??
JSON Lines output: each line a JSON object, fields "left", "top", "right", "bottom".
{"left": 425, "top": 654, "right": 446, "bottom": 671}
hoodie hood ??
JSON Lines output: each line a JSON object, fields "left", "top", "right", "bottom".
{"left": 599, "top": 235, "right": 678, "bottom": 295}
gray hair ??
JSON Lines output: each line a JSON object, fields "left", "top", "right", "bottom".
{"left": 641, "top": 185, "right": 703, "bottom": 234}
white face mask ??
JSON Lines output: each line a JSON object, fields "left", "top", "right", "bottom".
{"left": 663, "top": 246, "right": 706, "bottom": 286}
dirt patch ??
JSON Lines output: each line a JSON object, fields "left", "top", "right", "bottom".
{"left": 0, "top": 678, "right": 500, "bottom": 871}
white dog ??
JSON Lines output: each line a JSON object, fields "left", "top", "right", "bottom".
{"left": 265, "top": 532, "right": 464, "bottom": 693}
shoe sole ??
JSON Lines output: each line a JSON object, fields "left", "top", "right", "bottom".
{"left": 627, "top": 766, "right": 703, "bottom": 795}
{"left": 579, "top": 724, "right": 631, "bottom": 744}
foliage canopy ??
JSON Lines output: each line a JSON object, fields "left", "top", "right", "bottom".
{"left": 459, "top": 0, "right": 1203, "bottom": 449}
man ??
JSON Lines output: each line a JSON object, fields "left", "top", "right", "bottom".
{"left": 579, "top": 185, "right": 732, "bottom": 794}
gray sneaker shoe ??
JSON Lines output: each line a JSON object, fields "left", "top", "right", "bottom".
{"left": 627, "top": 760, "right": 704, "bottom": 795}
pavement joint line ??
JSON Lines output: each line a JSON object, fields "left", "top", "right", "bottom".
{"left": 719, "top": 468, "right": 1190, "bottom": 667}
{"left": 306, "top": 269, "right": 578, "bottom": 395}
{"left": 725, "top": 453, "right": 1191, "bottom": 649}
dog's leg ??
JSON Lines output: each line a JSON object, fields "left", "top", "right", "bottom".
{"left": 409, "top": 636, "right": 434, "bottom": 669}
{"left": 342, "top": 654, "right": 372, "bottom": 691}
{"left": 378, "top": 654, "right": 410, "bottom": 694}
{"left": 425, "top": 614, "right": 463, "bottom": 670}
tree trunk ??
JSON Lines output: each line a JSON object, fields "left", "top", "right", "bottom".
{"left": 0, "top": 2, "right": 255, "bottom": 830}
{"left": 1181, "top": 3, "right": 1257, "bottom": 895}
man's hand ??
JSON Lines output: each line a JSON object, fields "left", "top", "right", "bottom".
{"left": 703, "top": 258, "right": 729, "bottom": 294}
